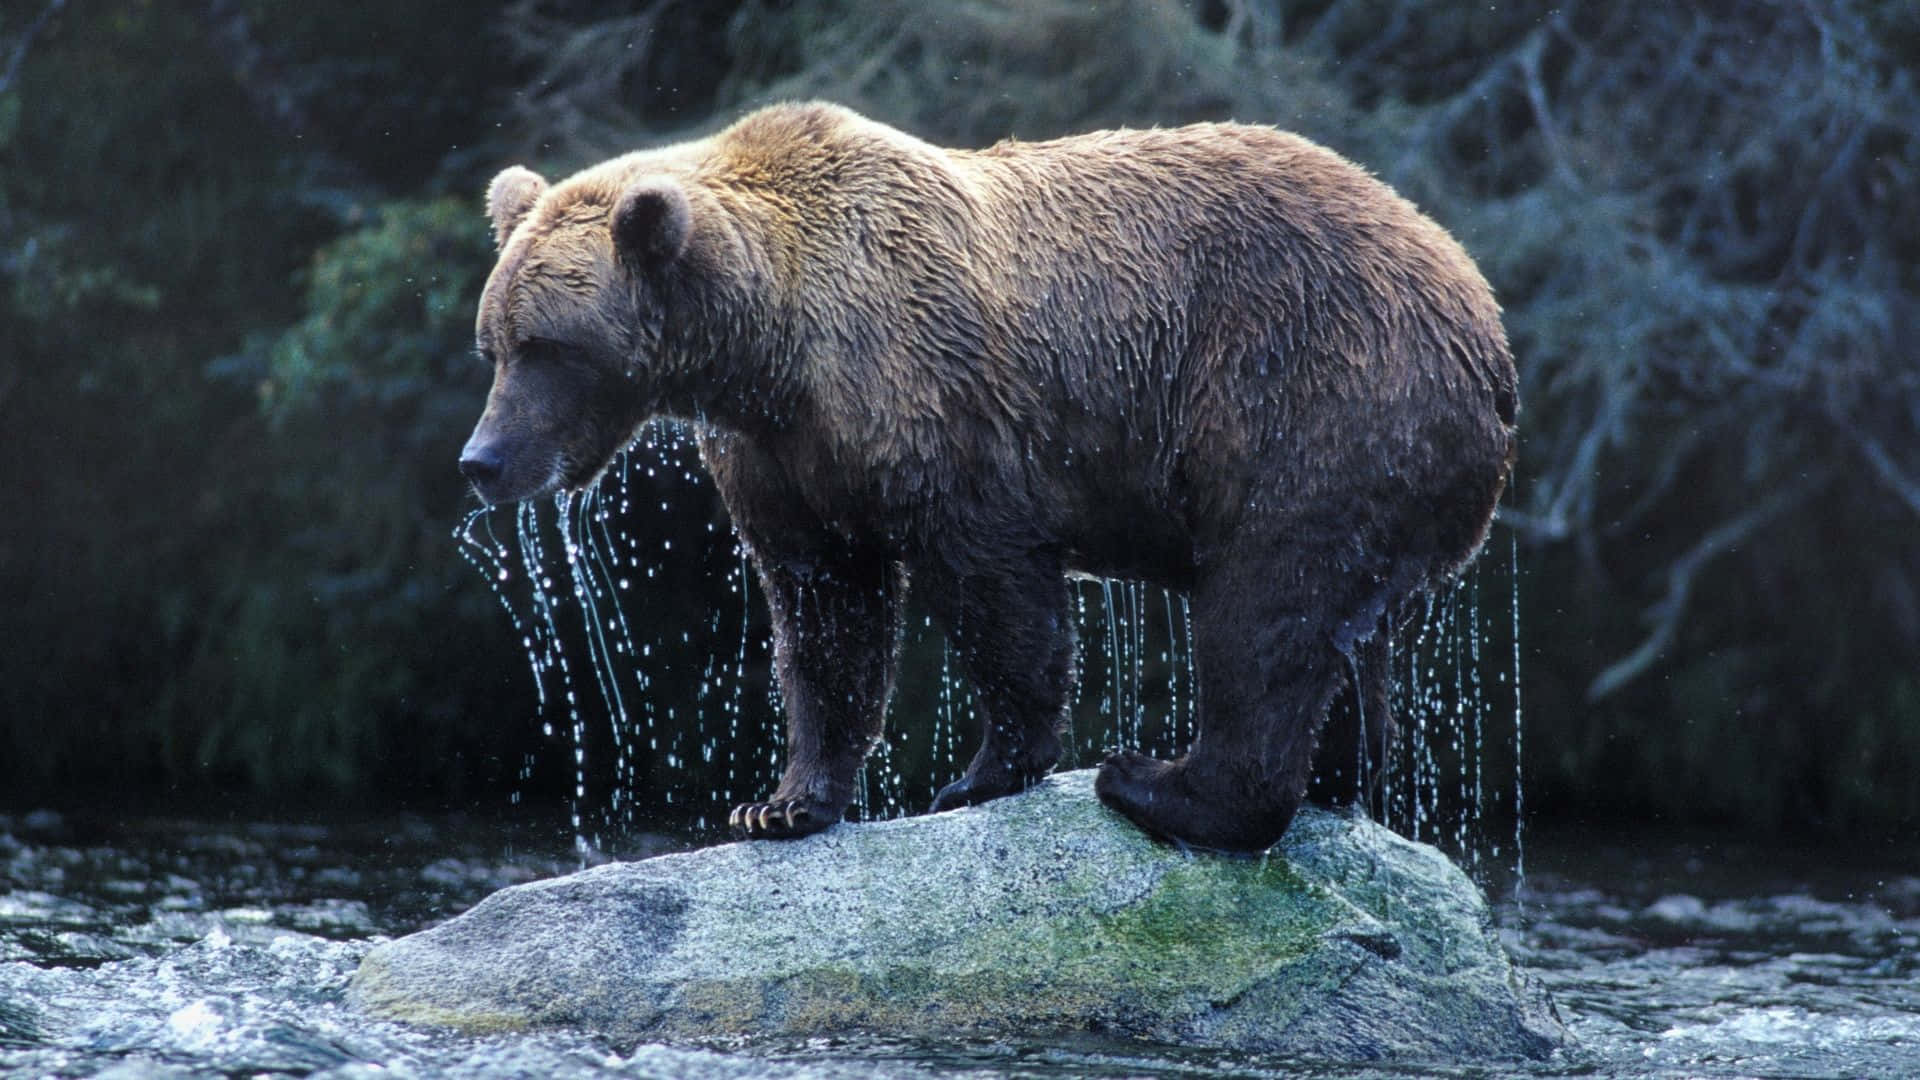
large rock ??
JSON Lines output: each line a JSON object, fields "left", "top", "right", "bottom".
{"left": 350, "top": 770, "right": 1566, "bottom": 1059}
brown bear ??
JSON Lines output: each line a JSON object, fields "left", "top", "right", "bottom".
{"left": 459, "top": 102, "right": 1516, "bottom": 854}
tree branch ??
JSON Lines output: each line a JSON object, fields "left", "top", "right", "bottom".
{"left": 0, "top": 0, "right": 66, "bottom": 96}
{"left": 1518, "top": 25, "right": 1582, "bottom": 191}
{"left": 1849, "top": 427, "right": 1920, "bottom": 520}
{"left": 1586, "top": 469, "right": 1828, "bottom": 700}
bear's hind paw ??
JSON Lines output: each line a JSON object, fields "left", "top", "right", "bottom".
{"left": 1095, "top": 750, "right": 1294, "bottom": 855}
{"left": 931, "top": 769, "right": 1027, "bottom": 813}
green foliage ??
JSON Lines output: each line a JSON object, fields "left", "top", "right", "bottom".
{"left": 3, "top": 0, "right": 1914, "bottom": 834}
{"left": 260, "top": 198, "right": 492, "bottom": 425}
{"left": 0, "top": 1, "right": 527, "bottom": 807}
{"left": 178, "top": 197, "right": 514, "bottom": 794}
{"left": 1, "top": 1, "right": 335, "bottom": 798}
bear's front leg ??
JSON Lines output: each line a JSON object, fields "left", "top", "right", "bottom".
{"left": 922, "top": 552, "right": 1072, "bottom": 813}
{"left": 730, "top": 546, "right": 906, "bottom": 839}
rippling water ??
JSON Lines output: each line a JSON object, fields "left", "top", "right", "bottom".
{"left": 3, "top": 809, "right": 1915, "bottom": 1078}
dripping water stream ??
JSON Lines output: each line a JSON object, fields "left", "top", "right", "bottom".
{"left": 462, "top": 433, "right": 1532, "bottom": 877}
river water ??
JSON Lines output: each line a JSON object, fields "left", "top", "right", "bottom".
{"left": 2, "top": 807, "right": 1916, "bottom": 1078}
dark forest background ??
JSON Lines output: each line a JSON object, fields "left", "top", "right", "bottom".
{"left": 2, "top": 0, "right": 1916, "bottom": 841}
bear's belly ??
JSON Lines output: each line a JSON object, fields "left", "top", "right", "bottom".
{"left": 1060, "top": 512, "right": 1196, "bottom": 589}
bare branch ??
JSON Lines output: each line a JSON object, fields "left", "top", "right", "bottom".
{"left": 1587, "top": 470, "right": 1828, "bottom": 701}
{"left": 1517, "top": 27, "right": 1581, "bottom": 191}
{"left": 0, "top": 0, "right": 66, "bottom": 96}
{"left": 1849, "top": 428, "right": 1920, "bottom": 520}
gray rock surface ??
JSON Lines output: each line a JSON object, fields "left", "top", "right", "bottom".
{"left": 350, "top": 770, "right": 1566, "bottom": 1059}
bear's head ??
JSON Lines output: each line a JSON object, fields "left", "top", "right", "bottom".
{"left": 459, "top": 164, "right": 706, "bottom": 505}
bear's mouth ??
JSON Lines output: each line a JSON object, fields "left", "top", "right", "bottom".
{"left": 557, "top": 449, "right": 619, "bottom": 497}
{"left": 459, "top": 449, "right": 573, "bottom": 507}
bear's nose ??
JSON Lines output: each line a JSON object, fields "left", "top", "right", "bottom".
{"left": 459, "top": 445, "right": 504, "bottom": 487}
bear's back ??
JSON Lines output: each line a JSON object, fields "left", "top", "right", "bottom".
{"left": 687, "top": 106, "right": 1514, "bottom": 534}
{"left": 960, "top": 121, "right": 1506, "bottom": 388}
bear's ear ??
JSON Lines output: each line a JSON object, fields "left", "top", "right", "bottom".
{"left": 486, "top": 166, "right": 548, "bottom": 249}
{"left": 610, "top": 177, "right": 692, "bottom": 272}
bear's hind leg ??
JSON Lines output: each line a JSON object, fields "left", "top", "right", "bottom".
{"left": 925, "top": 554, "right": 1072, "bottom": 812}
{"left": 730, "top": 548, "right": 906, "bottom": 839}
{"left": 1096, "top": 544, "right": 1352, "bottom": 853}
{"left": 1308, "top": 617, "right": 1395, "bottom": 810}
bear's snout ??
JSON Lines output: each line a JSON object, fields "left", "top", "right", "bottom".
{"left": 458, "top": 440, "right": 507, "bottom": 499}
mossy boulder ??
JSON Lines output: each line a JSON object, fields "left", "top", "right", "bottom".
{"left": 349, "top": 770, "right": 1565, "bottom": 1059}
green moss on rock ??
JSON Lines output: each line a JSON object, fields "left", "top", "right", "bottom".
{"left": 349, "top": 770, "right": 1566, "bottom": 1059}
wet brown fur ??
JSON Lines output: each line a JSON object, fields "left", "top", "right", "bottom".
{"left": 461, "top": 103, "right": 1517, "bottom": 852}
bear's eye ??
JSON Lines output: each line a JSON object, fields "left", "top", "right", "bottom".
{"left": 520, "top": 338, "right": 590, "bottom": 367}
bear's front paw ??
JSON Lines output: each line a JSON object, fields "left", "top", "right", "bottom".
{"left": 727, "top": 798, "right": 835, "bottom": 839}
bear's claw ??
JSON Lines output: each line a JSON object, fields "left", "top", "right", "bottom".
{"left": 728, "top": 798, "right": 831, "bottom": 839}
